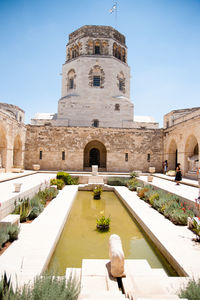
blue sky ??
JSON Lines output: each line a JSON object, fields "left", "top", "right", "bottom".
{"left": 0, "top": 0, "right": 200, "bottom": 126}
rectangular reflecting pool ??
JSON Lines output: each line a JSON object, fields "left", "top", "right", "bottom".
{"left": 48, "top": 191, "right": 177, "bottom": 276}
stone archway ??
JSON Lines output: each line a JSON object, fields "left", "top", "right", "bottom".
{"left": 13, "top": 135, "right": 22, "bottom": 167}
{"left": 167, "top": 139, "right": 178, "bottom": 170}
{"left": 184, "top": 135, "right": 199, "bottom": 174}
{"left": 0, "top": 126, "right": 7, "bottom": 169}
{"left": 84, "top": 140, "right": 106, "bottom": 170}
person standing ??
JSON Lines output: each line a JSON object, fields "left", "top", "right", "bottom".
{"left": 164, "top": 160, "right": 168, "bottom": 174}
{"left": 175, "top": 163, "right": 182, "bottom": 185}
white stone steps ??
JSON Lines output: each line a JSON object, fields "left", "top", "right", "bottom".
{"left": 125, "top": 259, "right": 152, "bottom": 275}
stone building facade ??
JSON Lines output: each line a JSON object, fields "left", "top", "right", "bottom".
{"left": 163, "top": 107, "right": 200, "bottom": 178}
{"left": 0, "top": 103, "right": 26, "bottom": 172}
{"left": 1, "top": 26, "right": 199, "bottom": 176}
{"left": 24, "top": 126, "right": 163, "bottom": 172}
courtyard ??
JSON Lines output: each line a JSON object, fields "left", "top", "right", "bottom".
{"left": 0, "top": 170, "right": 200, "bottom": 299}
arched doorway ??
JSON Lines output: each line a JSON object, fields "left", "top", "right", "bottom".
{"left": 84, "top": 140, "right": 106, "bottom": 170}
{"left": 13, "top": 135, "right": 22, "bottom": 167}
{"left": 0, "top": 126, "right": 7, "bottom": 169}
{"left": 185, "top": 135, "right": 199, "bottom": 173}
{"left": 89, "top": 148, "right": 100, "bottom": 166}
{"left": 167, "top": 139, "right": 178, "bottom": 170}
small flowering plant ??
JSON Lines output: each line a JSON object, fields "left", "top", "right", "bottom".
{"left": 93, "top": 185, "right": 103, "bottom": 199}
{"left": 96, "top": 211, "right": 110, "bottom": 232}
{"left": 96, "top": 215, "right": 110, "bottom": 232}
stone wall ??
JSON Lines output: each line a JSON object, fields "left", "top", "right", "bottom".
{"left": 25, "top": 125, "right": 163, "bottom": 173}
{"left": 164, "top": 112, "right": 200, "bottom": 176}
{"left": 0, "top": 107, "right": 26, "bottom": 172}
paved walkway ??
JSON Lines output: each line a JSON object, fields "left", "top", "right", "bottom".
{"left": 0, "top": 170, "right": 36, "bottom": 183}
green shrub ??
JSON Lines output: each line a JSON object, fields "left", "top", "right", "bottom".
{"left": 152, "top": 197, "right": 167, "bottom": 213}
{"left": 50, "top": 178, "right": 65, "bottom": 190}
{"left": 71, "top": 177, "right": 79, "bottom": 185}
{"left": 0, "top": 228, "right": 9, "bottom": 250}
{"left": 0, "top": 224, "right": 20, "bottom": 249}
{"left": 28, "top": 196, "right": 44, "bottom": 220}
{"left": 149, "top": 193, "right": 159, "bottom": 206}
{"left": 56, "top": 172, "right": 75, "bottom": 185}
{"left": 6, "top": 224, "right": 20, "bottom": 242}
{"left": 38, "top": 187, "right": 58, "bottom": 203}
{"left": 179, "top": 277, "right": 200, "bottom": 300}
{"left": 127, "top": 178, "right": 143, "bottom": 191}
{"left": 0, "top": 274, "right": 80, "bottom": 300}
{"left": 93, "top": 185, "right": 103, "bottom": 199}
{"left": 12, "top": 198, "right": 31, "bottom": 222}
{"left": 130, "top": 171, "right": 138, "bottom": 178}
{"left": 107, "top": 177, "right": 129, "bottom": 186}
{"left": 0, "top": 272, "right": 14, "bottom": 299}
{"left": 13, "top": 186, "right": 59, "bottom": 223}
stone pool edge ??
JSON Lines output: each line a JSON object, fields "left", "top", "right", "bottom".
{"left": 114, "top": 186, "right": 200, "bottom": 279}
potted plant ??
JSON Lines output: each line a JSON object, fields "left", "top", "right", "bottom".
{"left": 96, "top": 215, "right": 110, "bottom": 232}
{"left": 93, "top": 185, "right": 103, "bottom": 199}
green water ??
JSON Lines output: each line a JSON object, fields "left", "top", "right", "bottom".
{"left": 48, "top": 191, "right": 176, "bottom": 276}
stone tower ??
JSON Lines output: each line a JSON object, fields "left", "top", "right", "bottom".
{"left": 57, "top": 25, "right": 134, "bottom": 128}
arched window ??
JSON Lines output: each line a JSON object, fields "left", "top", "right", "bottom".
{"left": 113, "top": 43, "right": 118, "bottom": 58}
{"left": 122, "top": 48, "right": 126, "bottom": 63}
{"left": 118, "top": 46, "right": 121, "bottom": 60}
{"left": 94, "top": 41, "right": 101, "bottom": 54}
{"left": 88, "top": 65, "right": 105, "bottom": 88}
{"left": 117, "top": 72, "right": 125, "bottom": 93}
{"left": 67, "top": 69, "right": 76, "bottom": 90}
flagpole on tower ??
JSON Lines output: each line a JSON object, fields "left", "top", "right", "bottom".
{"left": 109, "top": 1, "right": 118, "bottom": 29}
{"left": 115, "top": 1, "right": 118, "bottom": 29}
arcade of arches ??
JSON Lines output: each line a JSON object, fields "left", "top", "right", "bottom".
{"left": 0, "top": 111, "right": 26, "bottom": 172}
{"left": 164, "top": 125, "right": 200, "bottom": 177}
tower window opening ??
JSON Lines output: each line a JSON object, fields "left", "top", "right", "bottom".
{"left": 92, "top": 119, "right": 99, "bottom": 127}
{"left": 125, "top": 153, "right": 128, "bottom": 162}
{"left": 115, "top": 104, "right": 120, "bottom": 111}
{"left": 95, "top": 45, "right": 100, "bottom": 55}
{"left": 119, "top": 79, "right": 123, "bottom": 91}
{"left": 69, "top": 78, "right": 74, "bottom": 89}
{"left": 147, "top": 153, "right": 151, "bottom": 162}
{"left": 93, "top": 76, "right": 100, "bottom": 87}
{"left": 39, "top": 151, "right": 42, "bottom": 160}
{"left": 62, "top": 151, "right": 65, "bottom": 160}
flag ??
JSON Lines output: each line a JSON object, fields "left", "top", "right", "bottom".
{"left": 109, "top": 4, "right": 117, "bottom": 14}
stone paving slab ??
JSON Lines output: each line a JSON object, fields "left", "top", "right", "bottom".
{"left": 0, "top": 170, "right": 36, "bottom": 183}
{"left": 153, "top": 173, "right": 198, "bottom": 188}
